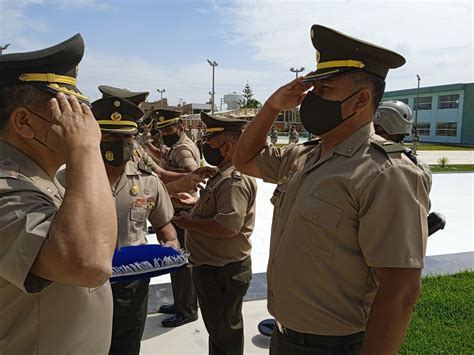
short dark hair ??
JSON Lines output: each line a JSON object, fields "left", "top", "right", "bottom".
{"left": 349, "top": 71, "right": 386, "bottom": 112}
{"left": 0, "top": 84, "right": 51, "bottom": 131}
{"left": 220, "top": 131, "right": 242, "bottom": 142}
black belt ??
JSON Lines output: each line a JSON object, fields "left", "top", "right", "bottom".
{"left": 277, "top": 322, "right": 364, "bottom": 347}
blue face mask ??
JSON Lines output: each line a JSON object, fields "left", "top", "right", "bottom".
{"left": 299, "top": 90, "right": 359, "bottom": 135}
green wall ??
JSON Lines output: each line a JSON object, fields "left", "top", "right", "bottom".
{"left": 461, "top": 84, "right": 474, "bottom": 145}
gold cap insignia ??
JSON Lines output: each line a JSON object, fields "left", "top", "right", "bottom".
{"left": 105, "top": 151, "right": 114, "bottom": 161}
{"left": 130, "top": 185, "right": 139, "bottom": 196}
{"left": 111, "top": 112, "right": 122, "bottom": 121}
{"left": 114, "top": 100, "right": 121, "bottom": 107}
{"left": 159, "top": 116, "right": 165, "bottom": 122}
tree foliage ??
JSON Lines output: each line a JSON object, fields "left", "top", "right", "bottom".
{"left": 239, "top": 82, "right": 261, "bottom": 108}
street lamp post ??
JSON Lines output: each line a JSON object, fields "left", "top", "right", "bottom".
{"left": 207, "top": 59, "right": 218, "bottom": 114}
{"left": 0, "top": 43, "right": 11, "bottom": 55}
{"left": 413, "top": 75, "right": 421, "bottom": 155}
{"left": 157, "top": 89, "right": 166, "bottom": 108}
{"left": 289, "top": 67, "right": 305, "bottom": 126}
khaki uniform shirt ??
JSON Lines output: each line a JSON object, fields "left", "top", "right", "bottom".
{"left": 165, "top": 135, "right": 200, "bottom": 209}
{"left": 0, "top": 141, "right": 112, "bottom": 355}
{"left": 132, "top": 141, "right": 160, "bottom": 173}
{"left": 256, "top": 123, "right": 430, "bottom": 336}
{"left": 186, "top": 163, "right": 257, "bottom": 267}
{"left": 112, "top": 160, "right": 174, "bottom": 248}
{"left": 165, "top": 134, "right": 200, "bottom": 171}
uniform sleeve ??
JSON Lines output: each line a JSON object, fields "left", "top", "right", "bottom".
{"left": 148, "top": 177, "right": 175, "bottom": 229}
{"left": 358, "top": 164, "right": 430, "bottom": 268}
{"left": 255, "top": 145, "right": 284, "bottom": 184}
{"left": 213, "top": 178, "right": 252, "bottom": 235}
{"left": 173, "top": 146, "right": 199, "bottom": 170}
{"left": 0, "top": 182, "right": 55, "bottom": 293}
{"left": 141, "top": 150, "right": 160, "bottom": 172}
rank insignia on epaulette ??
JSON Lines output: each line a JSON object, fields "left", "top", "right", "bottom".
{"left": 0, "top": 159, "right": 19, "bottom": 179}
{"left": 138, "top": 162, "right": 152, "bottom": 174}
{"left": 231, "top": 170, "right": 242, "bottom": 181}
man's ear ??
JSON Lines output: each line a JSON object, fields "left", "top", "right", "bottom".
{"left": 9, "top": 107, "right": 35, "bottom": 139}
{"left": 355, "top": 88, "right": 372, "bottom": 111}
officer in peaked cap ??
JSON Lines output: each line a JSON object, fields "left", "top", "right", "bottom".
{"left": 92, "top": 96, "right": 178, "bottom": 355}
{"left": 149, "top": 107, "right": 201, "bottom": 328}
{"left": 0, "top": 34, "right": 118, "bottom": 354}
{"left": 200, "top": 111, "right": 248, "bottom": 140}
{"left": 234, "top": 25, "right": 430, "bottom": 354}
{"left": 173, "top": 111, "right": 256, "bottom": 355}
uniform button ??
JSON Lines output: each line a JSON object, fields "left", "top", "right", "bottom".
{"left": 312, "top": 210, "right": 319, "bottom": 219}
{"left": 46, "top": 187, "right": 52, "bottom": 193}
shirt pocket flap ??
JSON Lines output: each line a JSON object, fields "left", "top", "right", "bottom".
{"left": 299, "top": 196, "right": 343, "bottom": 229}
{"left": 130, "top": 207, "right": 147, "bottom": 222}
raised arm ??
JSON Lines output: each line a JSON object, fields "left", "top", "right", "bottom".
{"left": 233, "top": 77, "right": 311, "bottom": 177}
{"left": 31, "top": 94, "right": 117, "bottom": 288}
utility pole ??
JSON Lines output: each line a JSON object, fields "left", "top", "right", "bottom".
{"left": 413, "top": 75, "right": 421, "bottom": 155}
{"left": 157, "top": 89, "right": 166, "bottom": 108}
{"left": 207, "top": 59, "right": 218, "bottom": 114}
{"left": 289, "top": 67, "right": 305, "bottom": 124}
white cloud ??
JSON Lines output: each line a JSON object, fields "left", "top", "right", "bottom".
{"left": 213, "top": 0, "right": 473, "bottom": 97}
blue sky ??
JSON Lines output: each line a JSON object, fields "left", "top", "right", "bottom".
{"left": 1, "top": 0, "right": 473, "bottom": 107}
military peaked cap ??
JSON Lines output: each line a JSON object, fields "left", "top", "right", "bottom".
{"left": 92, "top": 97, "right": 144, "bottom": 135}
{"left": 98, "top": 85, "right": 149, "bottom": 106}
{"left": 0, "top": 34, "right": 89, "bottom": 103}
{"left": 303, "top": 25, "right": 405, "bottom": 83}
{"left": 200, "top": 112, "right": 247, "bottom": 139}
{"left": 147, "top": 109, "right": 183, "bottom": 129}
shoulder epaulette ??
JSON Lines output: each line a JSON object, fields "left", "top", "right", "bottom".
{"left": 231, "top": 169, "right": 242, "bottom": 181}
{"left": 138, "top": 161, "right": 153, "bottom": 175}
{"left": 303, "top": 138, "right": 322, "bottom": 146}
{"left": 370, "top": 140, "right": 404, "bottom": 154}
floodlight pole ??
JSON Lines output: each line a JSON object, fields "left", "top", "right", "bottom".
{"left": 207, "top": 59, "right": 218, "bottom": 114}
{"left": 157, "top": 89, "right": 166, "bottom": 108}
{"left": 413, "top": 75, "right": 421, "bottom": 155}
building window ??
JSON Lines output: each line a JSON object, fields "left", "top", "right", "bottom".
{"left": 413, "top": 96, "right": 432, "bottom": 110}
{"left": 399, "top": 98, "right": 409, "bottom": 104}
{"left": 438, "top": 94, "right": 460, "bottom": 109}
{"left": 416, "top": 122, "right": 430, "bottom": 136}
{"left": 436, "top": 122, "right": 458, "bottom": 136}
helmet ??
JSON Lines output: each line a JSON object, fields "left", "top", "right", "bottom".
{"left": 374, "top": 100, "right": 413, "bottom": 135}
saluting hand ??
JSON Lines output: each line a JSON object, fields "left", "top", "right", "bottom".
{"left": 266, "top": 77, "right": 313, "bottom": 112}
{"left": 47, "top": 93, "right": 101, "bottom": 152}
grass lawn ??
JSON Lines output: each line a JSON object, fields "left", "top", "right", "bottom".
{"left": 400, "top": 271, "right": 474, "bottom": 354}
{"left": 405, "top": 144, "right": 474, "bottom": 151}
{"left": 430, "top": 165, "right": 474, "bottom": 173}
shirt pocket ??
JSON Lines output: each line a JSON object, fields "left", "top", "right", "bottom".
{"left": 130, "top": 207, "right": 148, "bottom": 223}
{"left": 294, "top": 196, "right": 343, "bottom": 257}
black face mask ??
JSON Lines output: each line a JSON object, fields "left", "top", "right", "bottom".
{"left": 300, "top": 90, "right": 359, "bottom": 135}
{"left": 100, "top": 140, "right": 133, "bottom": 167}
{"left": 162, "top": 133, "right": 180, "bottom": 147}
{"left": 202, "top": 142, "right": 225, "bottom": 167}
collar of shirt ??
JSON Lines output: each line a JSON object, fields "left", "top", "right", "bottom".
{"left": 0, "top": 140, "right": 53, "bottom": 183}
{"left": 333, "top": 122, "right": 374, "bottom": 157}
